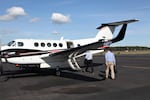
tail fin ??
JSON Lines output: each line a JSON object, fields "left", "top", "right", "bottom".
{"left": 95, "top": 19, "right": 139, "bottom": 41}
{"left": 95, "top": 26, "right": 115, "bottom": 41}
{"left": 111, "top": 24, "right": 127, "bottom": 43}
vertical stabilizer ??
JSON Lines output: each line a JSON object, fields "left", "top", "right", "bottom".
{"left": 95, "top": 26, "right": 115, "bottom": 41}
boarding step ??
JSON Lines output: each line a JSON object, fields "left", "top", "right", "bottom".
{"left": 68, "top": 58, "right": 81, "bottom": 70}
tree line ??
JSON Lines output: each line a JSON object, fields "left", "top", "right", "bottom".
{"left": 110, "top": 46, "right": 150, "bottom": 51}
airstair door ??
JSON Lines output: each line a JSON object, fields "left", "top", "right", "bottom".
{"left": 67, "top": 41, "right": 74, "bottom": 49}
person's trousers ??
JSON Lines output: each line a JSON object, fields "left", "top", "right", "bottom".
{"left": 105, "top": 62, "right": 115, "bottom": 79}
{"left": 85, "top": 60, "right": 93, "bottom": 73}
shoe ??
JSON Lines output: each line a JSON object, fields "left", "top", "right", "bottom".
{"left": 111, "top": 78, "right": 115, "bottom": 80}
{"left": 105, "top": 76, "right": 108, "bottom": 79}
{"left": 82, "top": 70, "right": 85, "bottom": 72}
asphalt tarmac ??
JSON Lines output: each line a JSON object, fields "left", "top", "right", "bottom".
{"left": 0, "top": 54, "right": 150, "bottom": 100}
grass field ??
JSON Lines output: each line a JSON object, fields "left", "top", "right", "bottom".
{"left": 97, "top": 50, "right": 150, "bottom": 55}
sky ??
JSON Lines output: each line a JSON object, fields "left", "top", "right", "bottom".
{"left": 0, "top": 0, "right": 150, "bottom": 47}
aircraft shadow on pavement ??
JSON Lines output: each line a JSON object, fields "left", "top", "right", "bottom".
{"left": 0, "top": 65, "right": 105, "bottom": 82}
{"left": 0, "top": 70, "right": 104, "bottom": 82}
{"left": 79, "top": 62, "right": 104, "bottom": 69}
{"left": 59, "top": 71, "right": 105, "bottom": 82}
{"left": 93, "top": 62, "right": 104, "bottom": 67}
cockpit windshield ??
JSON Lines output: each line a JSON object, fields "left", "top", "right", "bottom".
{"left": 7, "top": 41, "right": 15, "bottom": 46}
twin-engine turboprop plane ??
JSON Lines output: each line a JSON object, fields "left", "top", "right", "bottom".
{"left": 0, "top": 19, "right": 138, "bottom": 75}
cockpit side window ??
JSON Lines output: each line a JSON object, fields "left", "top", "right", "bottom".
{"left": 18, "top": 42, "right": 24, "bottom": 47}
{"left": 7, "top": 41, "right": 15, "bottom": 46}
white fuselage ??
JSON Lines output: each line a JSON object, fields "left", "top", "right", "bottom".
{"left": 1, "top": 38, "right": 104, "bottom": 68}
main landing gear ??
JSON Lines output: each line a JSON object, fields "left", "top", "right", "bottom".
{"left": 56, "top": 66, "right": 61, "bottom": 76}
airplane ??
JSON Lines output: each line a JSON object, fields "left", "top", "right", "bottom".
{"left": 0, "top": 19, "right": 138, "bottom": 76}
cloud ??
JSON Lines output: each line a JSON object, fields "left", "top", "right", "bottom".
{"left": 0, "top": 29, "right": 19, "bottom": 35}
{"left": 51, "top": 13, "right": 71, "bottom": 24}
{"left": 29, "top": 17, "right": 40, "bottom": 23}
{"left": 52, "top": 30, "right": 60, "bottom": 34}
{"left": 0, "top": 6, "right": 27, "bottom": 21}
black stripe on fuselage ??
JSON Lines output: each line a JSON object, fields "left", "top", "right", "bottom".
{"left": 1, "top": 49, "right": 48, "bottom": 58}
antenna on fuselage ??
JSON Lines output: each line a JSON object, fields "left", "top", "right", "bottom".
{"left": 60, "top": 37, "right": 64, "bottom": 41}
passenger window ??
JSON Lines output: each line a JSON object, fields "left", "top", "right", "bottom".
{"left": 34, "top": 42, "right": 39, "bottom": 47}
{"left": 47, "top": 43, "right": 51, "bottom": 47}
{"left": 59, "top": 43, "right": 63, "bottom": 47}
{"left": 41, "top": 43, "right": 45, "bottom": 47}
{"left": 53, "top": 43, "right": 57, "bottom": 47}
{"left": 77, "top": 44, "right": 80, "bottom": 47}
{"left": 18, "top": 42, "right": 24, "bottom": 47}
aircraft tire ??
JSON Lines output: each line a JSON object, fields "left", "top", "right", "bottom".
{"left": 56, "top": 66, "right": 61, "bottom": 76}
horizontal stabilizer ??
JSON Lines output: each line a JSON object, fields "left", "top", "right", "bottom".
{"left": 97, "top": 19, "right": 139, "bottom": 29}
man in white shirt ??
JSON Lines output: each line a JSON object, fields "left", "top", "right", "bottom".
{"left": 84, "top": 50, "right": 93, "bottom": 73}
{"left": 105, "top": 48, "right": 116, "bottom": 80}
